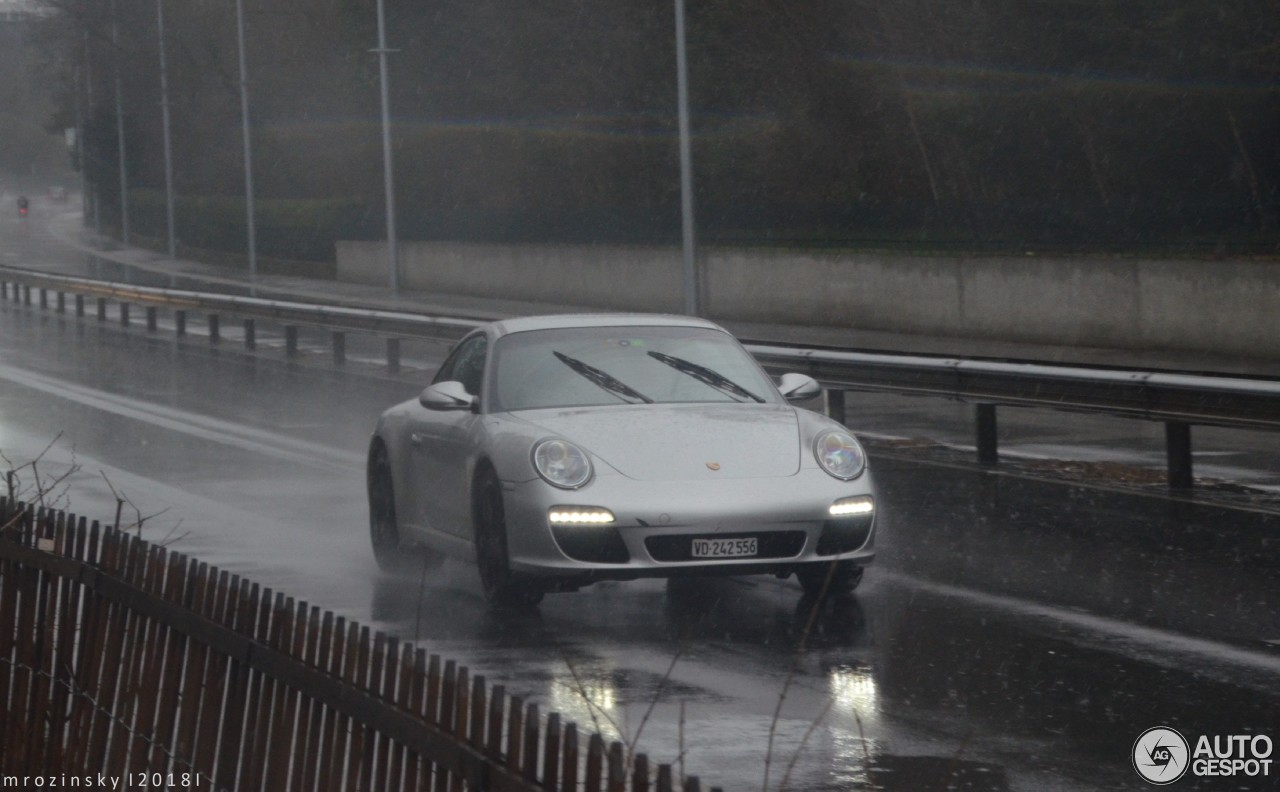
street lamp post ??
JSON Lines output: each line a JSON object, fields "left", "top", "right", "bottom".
{"left": 235, "top": 0, "right": 258, "bottom": 289}
{"left": 373, "top": 0, "right": 399, "bottom": 292}
{"left": 156, "top": 0, "right": 176, "bottom": 261}
{"left": 73, "top": 58, "right": 85, "bottom": 222}
{"left": 83, "top": 33, "right": 100, "bottom": 235}
{"left": 111, "top": 0, "right": 129, "bottom": 245}
{"left": 674, "top": 0, "right": 699, "bottom": 316}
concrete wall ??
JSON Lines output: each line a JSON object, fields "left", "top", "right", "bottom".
{"left": 339, "top": 240, "right": 686, "bottom": 313}
{"left": 337, "top": 241, "right": 1280, "bottom": 361}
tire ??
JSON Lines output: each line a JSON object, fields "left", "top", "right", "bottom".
{"left": 473, "top": 467, "right": 544, "bottom": 606}
{"left": 796, "top": 560, "right": 864, "bottom": 598}
{"left": 367, "top": 442, "right": 442, "bottom": 574}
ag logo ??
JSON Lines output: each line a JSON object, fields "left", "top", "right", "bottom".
{"left": 1133, "top": 727, "right": 1190, "bottom": 785}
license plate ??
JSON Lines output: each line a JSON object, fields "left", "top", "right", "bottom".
{"left": 691, "top": 537, "right": 758, "bottom": 558}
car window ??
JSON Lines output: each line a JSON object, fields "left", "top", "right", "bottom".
{"left": 489, "top": 326, "right": 781, "bottom": 411}
{"left": 433, "top": 335, "right": 488, "bottom": 396}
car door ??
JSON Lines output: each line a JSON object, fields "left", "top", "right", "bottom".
{"left": 407, "top": 334, "right": 487, "bottom": 537}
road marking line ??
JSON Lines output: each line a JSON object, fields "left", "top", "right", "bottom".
{"left": 0, "top": 360, "right": 362, "bottom": 473}
{"left": 880, "top": 571, "right": 1280, "bottom": 684}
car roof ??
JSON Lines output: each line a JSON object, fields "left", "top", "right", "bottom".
{"left": 486, "top": 313, "right": 729, "bottom": 339}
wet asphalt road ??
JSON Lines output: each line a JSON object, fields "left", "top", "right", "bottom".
{"left": 1, "top": 291, "right": 1278, "bottom": 791}
{"left": 3, "top": 200, "right": 1280, "bottom": 790}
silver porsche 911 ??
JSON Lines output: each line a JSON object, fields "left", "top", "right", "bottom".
{"left": 367, "top": 314, "right": 877, "bottom": 605}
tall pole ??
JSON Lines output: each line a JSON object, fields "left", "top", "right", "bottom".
{"left": 83, "top": 33, "right": 100, "bottom": 235}
{"left": 156, "top": 0, "right": 176, "bottom": 260}
{"left": 235, "top": 0, "right": 258, "bottom": 288}
{"left": 84, "top": 33, "right": 100, "bottom": 235}
{"left": 112, "top": 0, "right": 129, "bottom": 245}
{"left": 374, "top": 0, "right": 399, "bottom": 292}
{"left": 73, "top": 58, "right": 86, "bottom": 222}
{"left": 674, "top": 0, "right": 699, "bottom": 316}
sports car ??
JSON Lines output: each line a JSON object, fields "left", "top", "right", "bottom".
{"left": 366, "top": 314, "right": 877, "bottom": 605}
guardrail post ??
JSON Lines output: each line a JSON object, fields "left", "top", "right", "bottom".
{"left": 96, "top": 298, "right": 107, "bottom": 321}
{"left": 285, "top": 326, "right": 299, "bottom": 357}
{"left": 243, "top": 319, "right": 256, "bottom": 350}
{"left": 120, "top": 303, "right": 130, "bottom": 327}
{"left": 146, "top": 307, "right": 158, "bottom": 332}
{"left": 386, "top": 338, "right": 400, "bottom": 374}
{"left": 23, "top": 285, "right": 31, "bottom": 305}
{"left": 825, "top": 388, "right": 846, "bottom": 426}
{"left": 1165, "top": 421, "right": 1193, "bottom": 490}
{"left": 332, "top": 332, "right": 345, "bottom": 365}
{"left": 174, "top": 310, "right": 186, "bottom": 336}
{"left": 56, "top": 292, "right": 66, "bottom": 313}
{"left": 39, "top": 288, "right": 48, "bottom": 310}
{"left": 208, "top": 314, "right": 220, "bottom": 344}
{"left": 75, "top": 295, "right": 85, "bottom": 317}
{"left": 976, "top": 403, "right": 998, "bottom": 465}
{"left": 0, "top": 282, "right": 6, "bottom": 299}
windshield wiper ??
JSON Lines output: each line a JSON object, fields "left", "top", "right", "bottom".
{"left": 646, "top": 351, "right": 765, "bottom": 403}
{"left": 553, "top": 351, "right": 654, "bottom": 404}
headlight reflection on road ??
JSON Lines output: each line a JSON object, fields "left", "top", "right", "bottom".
{"left": 548, "top": 675, "right": 622, "bottom": 741}
{"left": 829, "top": 665, "right": 878, "bottom": 718}
{"left": 829, "top": 664, "right": 881, "bottom": 780}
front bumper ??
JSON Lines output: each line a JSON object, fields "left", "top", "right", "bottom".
{"left": 501, "top": 470, "right": 877, "bottom": 582}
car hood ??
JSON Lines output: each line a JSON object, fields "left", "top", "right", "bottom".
{"left": 509, "top": 403, "right": 801, "bottom": 481}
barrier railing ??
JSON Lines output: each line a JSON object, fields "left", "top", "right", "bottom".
{"left": 3, "top": 265, "right": 1278, "bottom": 489}
{"left": 0, "top": 267, "right": 482, "bottom": 371}
{"left": 0, "top": 498, "right": 717, "bottom": 791}
{"left": 744, "top": 342, "right": 1280, "bottom": 488}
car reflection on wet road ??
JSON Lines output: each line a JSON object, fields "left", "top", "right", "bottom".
{"left": 361, "top": 462, "right": 1279, "bottom": 791}
{"left": 0, "top": 295, "right": 1277, "bottom": 790}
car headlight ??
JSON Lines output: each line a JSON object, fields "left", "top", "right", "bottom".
{"left": 533, "top": 439, "right": 593, "bottom": 489}
{"left": 814, "top": 430, "right": 866, "bottom": 480}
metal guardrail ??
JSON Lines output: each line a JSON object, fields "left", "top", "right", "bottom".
{"left": 744, "top": 343, "right": 1280, "bottom": 429}
{"left": 3, "top": 265, "right": 1278, "bottom": 489}
{"left": 744, "top": 343, "right": 1280, "bottom": 489}
{"left": 0, "top": 266, "right": 484, "bottom": 336}
{"left": 0, "top": 266, "right": 482, "bottom": 370}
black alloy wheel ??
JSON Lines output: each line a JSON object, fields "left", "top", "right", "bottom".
{"left": 367, "top": 442, "right": 442, "bottom": 573}
{"left": 474, "top": 468, "right": 544, "bottom": 606}
{"left": 796, "top": 560, "right": 864, "bottom": 598}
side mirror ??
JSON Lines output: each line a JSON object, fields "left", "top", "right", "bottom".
{"left": 419, "top": 381, "right": 476, "bottom": 411}
{"left": 777, "top": 372, "right": 821, "bottom": 403}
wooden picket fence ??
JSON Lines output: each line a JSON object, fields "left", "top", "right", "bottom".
{"left": 0, "top": 498, "right": 720, "bottom": 791}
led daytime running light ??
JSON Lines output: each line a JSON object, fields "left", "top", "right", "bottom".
{"left": 829, "top": 497, "right": 874, "bottom": 517}
{"left": 549, "top": 508, "right": 615, "bottom": 525}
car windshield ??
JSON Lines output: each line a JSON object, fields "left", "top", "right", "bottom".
{"left": 489, "top": 325, "right": 781, "bottom": 411}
